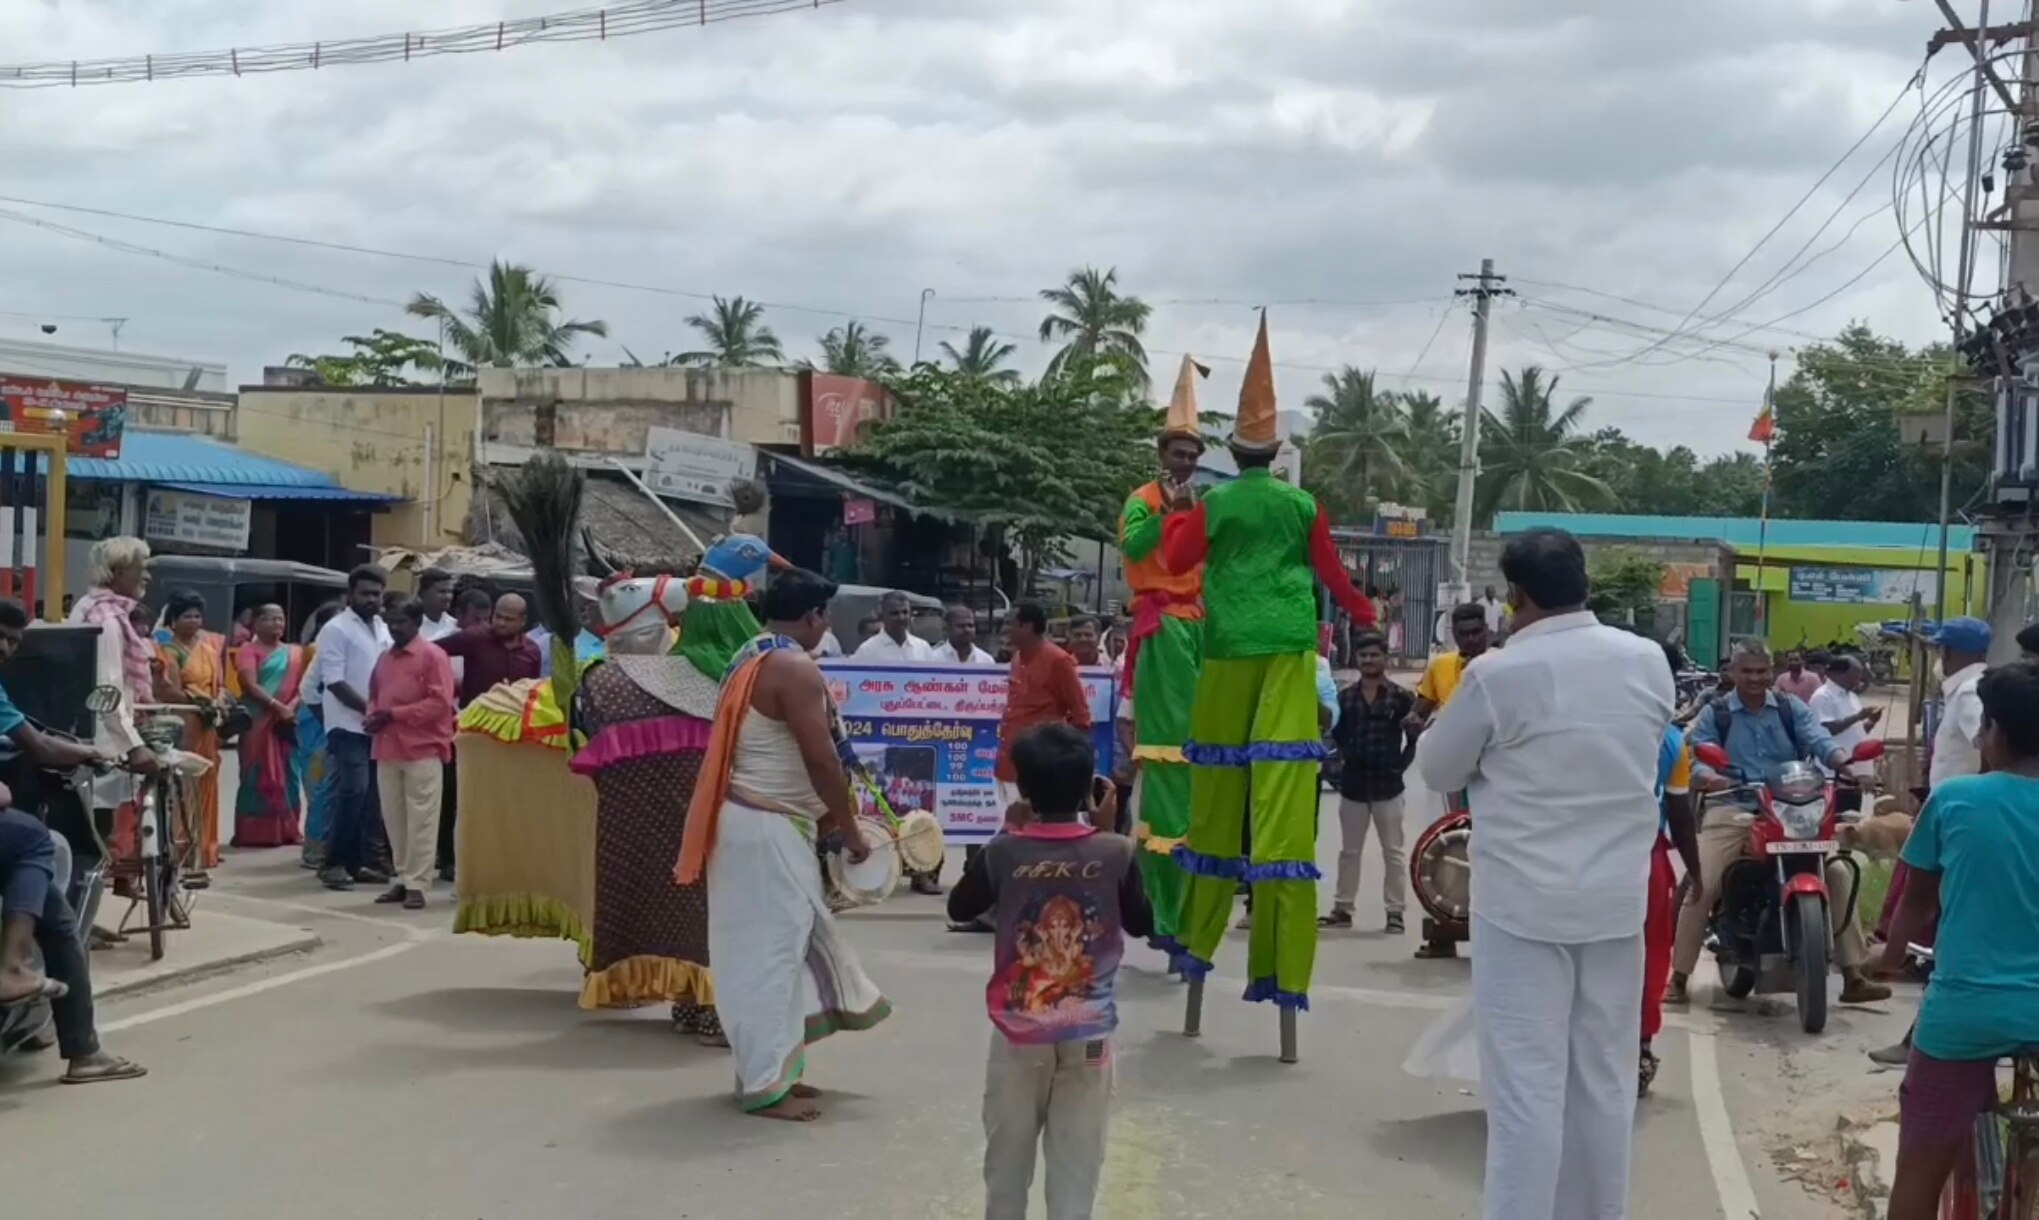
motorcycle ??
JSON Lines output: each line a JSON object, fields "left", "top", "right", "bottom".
{"left": 1691, "top": 737, "right": 1883, "bottom": 1034}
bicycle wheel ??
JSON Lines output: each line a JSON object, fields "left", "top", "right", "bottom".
{"left": 140, "top": 801, "right": 167, "bottom": 963}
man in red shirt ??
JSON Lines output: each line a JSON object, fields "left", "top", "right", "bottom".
{"left": 436, "top": 592, "right": 542, "bottom": 708}
{"left": 366, "top": 598, "right": 457, "bottom": 910}
{"left": 996, "top": 602, "right": 1094, "bottom": 812}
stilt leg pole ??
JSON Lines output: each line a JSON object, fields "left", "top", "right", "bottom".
{"left": 1183, "top": 976, "right": 1204, "bottom": 1037}
{"left": 1279, "top": 1006, "right": 1298, "bottom": 1064}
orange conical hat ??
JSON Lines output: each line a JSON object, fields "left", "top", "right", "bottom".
{"left": 1229, "top": 311, "right": 1280, "bottom": 454}
{"left": 1163, "top": 355, "right": 1209, "bottom": 443}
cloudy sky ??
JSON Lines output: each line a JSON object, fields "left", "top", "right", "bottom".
{"left": 0, "top": 0, "right": 1983, "bottom": 455}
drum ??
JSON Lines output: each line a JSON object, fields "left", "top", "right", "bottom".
{"left": 826, "top": 816, "right": 901, "bottom": 907}
{"left": 1410, "top": 812, "right": 1472, "bottom": 929}
{"left": 893, "top": 810, "right": 945, "bottom": 874}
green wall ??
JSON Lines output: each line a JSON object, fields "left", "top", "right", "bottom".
{"left": 1738, "top": 544, "right": 1984, "bottom": 651}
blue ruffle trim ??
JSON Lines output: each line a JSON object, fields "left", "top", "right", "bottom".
{"left": 1182, "top": 739, "right": 1327, "bottom": 767}
{"left": 1175, "top": 952, "right": 1215, "bottom": 981}
{"left": 1171, "top": 845, "right": 1245, "bottom": 879}
{"left": 1240, "top": 860, "right": 1322, "bottom": 883}
{"left": 1147, "top": 934, "right": 1186, "bottom": 957}
{"left": 1242, "top": 977, "right": 1312, "bottom": 1011}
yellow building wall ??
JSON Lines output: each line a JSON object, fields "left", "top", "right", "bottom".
{"left": 1737, "top": 542, "right": 1984, "bottom": 649}
{"left": 234, "top": 387, "right": 477, "bottom": 551}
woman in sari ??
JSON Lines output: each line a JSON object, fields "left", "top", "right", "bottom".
{"left": 231, "top": 603, "right": 305, "bottom": 848}
{"left": 153, "top": 590, "right": 226, "bottom": 883}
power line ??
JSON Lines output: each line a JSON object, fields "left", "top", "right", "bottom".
{"left": 0, "top": 0, "right": 850, "bottom": 89}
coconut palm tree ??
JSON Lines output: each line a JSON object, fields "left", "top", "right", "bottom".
{"left": 1305, "top": 366, "right": 1410, "bottom": 512}
{"left": 1473, "top": 365, "right": 1613, "bottom": 523}
{"left": 405, "top": 261, "right": 607, "bottom": 375}
{"left": 811, "top": 320, "right": 901, "bottom": 379}
{"left": 1038, "top": 266, "right": 1152, "bottom": 391}
{"left": 939, "top": 325, "right": 1021, "bottom": 384}
{"left": 672, "top": 295, "right": 784, "bottom": 368}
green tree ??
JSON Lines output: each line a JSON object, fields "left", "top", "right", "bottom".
{"left": 1399, "top": 390, "right": 1463, "bottom": 524}
{"left": 1304, "top": 367, "right": 1410, "bottom": 518}
{"left": 1586, "top": 547, "right": 1667, "bottom": 624}
{"left": 854, "top": 364, "right": 1155, "bottom": 594}
{"left": 1474, "top": 366, "right": 1612, "bottom": 523}
{"left": 938, "top": 325, "right": 1020, "bottom": 384}
{"left": 405, "top": 260, "right": 607, "bottom": 376}
{"left": 673, "top": 295, "right": 784, "bottom": 368}
{"left": 285, "top": 328, "right": 443, "bottom": 387}
{"left": 1693, "top": 452, "right": 1768, "bottom": 517}
{"left": 1038, "top": 266, "right": 1152, "bottom": 392}
{"left": 1767, "top": 324, "right": 1986, "bottom": 521}
{"left": 812, "top": 320, "right": 901, "bottom": 379}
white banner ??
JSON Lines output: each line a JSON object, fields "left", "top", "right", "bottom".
{"left": 643, "top": 426, "right": 756, "bottom": 508}
{"left": 143, "top": 489, "right": 251, "bottom": 551}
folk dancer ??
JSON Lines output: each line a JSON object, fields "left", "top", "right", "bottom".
{"left": 1117, "top": 355, "right": 1208, "bottom": 963}
{"left": 1158, "top": 314, "right": 1375, "bottom": 1011}
{"left": 675, "top": 570, "right": 889, "bottom": 1121}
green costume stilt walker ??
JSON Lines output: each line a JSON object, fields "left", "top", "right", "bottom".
{"left": 1118, "top": 356, "right": 1210, "bottom": 964}
{"left": 1160, "top": 314, "right": 1376, "bottom": 1010}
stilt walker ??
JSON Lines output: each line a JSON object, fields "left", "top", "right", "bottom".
{"left": 1160, "top": 314, "right": 1376, "bottom": 1060}
{"left": 1118, "top": 356, "right": 1210, "bottom": 966}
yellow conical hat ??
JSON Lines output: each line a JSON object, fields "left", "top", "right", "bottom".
{"left": 1229, "top": 311, "right": 1280, "bottom": 454}
{"left": 1163, "top": 355, "right": 1209, "bottom": 443}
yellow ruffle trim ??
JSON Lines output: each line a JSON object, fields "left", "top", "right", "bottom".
{"left": 457, "top": 679, "right": 569, "bottom": 750}
{"left": 1131, "top": 745, "right": 1187, "bottom": 764}
{"left": 453, "top": 894, "right": 591, "bottom": 965}
{"left": 578, "top": 956, "right": 716, "bottom": 1011}
{"left": 1138, "top": 834, "right": 1184, "bottom": 855}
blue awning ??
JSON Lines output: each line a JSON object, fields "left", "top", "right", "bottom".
{"left": 157, "top": 481, "right": 400, "bottom": 504}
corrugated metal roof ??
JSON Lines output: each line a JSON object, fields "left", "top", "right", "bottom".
{"left": 67, "top": 430, "right": 344, "bottom": 488}
{"left": 1492, "top": 511, "right": 1975, "bottom": 552}
{"left": 157, "top": 481, "right": 401, "bottom": 503}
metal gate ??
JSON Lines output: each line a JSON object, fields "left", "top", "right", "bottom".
{"left": 1325, "top": 530, "right": 1451, "bottom": 663}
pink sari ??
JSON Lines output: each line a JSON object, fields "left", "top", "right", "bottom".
{"left": 233, "top": 640, "right": 307, "bottom": 848}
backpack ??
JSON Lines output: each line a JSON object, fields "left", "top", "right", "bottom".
{"left": 1708, "top": 692, "right": 1803, "bottom": 765}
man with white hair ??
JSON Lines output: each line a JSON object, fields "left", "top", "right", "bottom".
{"left": 68, "top": 537, "right": 165, "bottom": 895}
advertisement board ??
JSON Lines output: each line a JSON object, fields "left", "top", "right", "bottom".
{"left": 819, "top": 660, "right": 1119, "bottom": 840}
{"left": 0, "top": 377, "right": 127, "bottom": 458}
{"left": 1787, "top": 565, "right": 1940, "bottom": 606}
{"left": 143, "top": 489, "right": 252, "bottom": 551}
{"left": 804, "top": 373, "right": 890, "bottom": 456}
{"left": 642, "top": 425, "right": 756, "bottom": 508}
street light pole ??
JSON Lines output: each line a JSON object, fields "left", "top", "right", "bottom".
{"left": 1449, "top": 259, "right": 1508, "bottom": 591}
{"left": 913, "top": 288, "right": 935, "bottom": 365}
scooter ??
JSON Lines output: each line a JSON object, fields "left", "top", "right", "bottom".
{"left": 1691, "top": 738, "right": 1883, "bottom": 1034}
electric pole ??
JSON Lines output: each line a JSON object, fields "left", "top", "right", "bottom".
{"left": 1450, "top": 258, "right": 1510, "bottom": 592}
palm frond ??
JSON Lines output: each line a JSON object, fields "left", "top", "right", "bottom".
{"left": 497, "top": 451, "right": 584, "bottom": 649}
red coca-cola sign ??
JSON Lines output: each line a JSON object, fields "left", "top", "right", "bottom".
{"left": 803, "top": 373, "right": 890, "bottom": 456}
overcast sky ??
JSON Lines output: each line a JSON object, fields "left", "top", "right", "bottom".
{"left": 0, "top": 0, "right": 1979, "bottom": 455}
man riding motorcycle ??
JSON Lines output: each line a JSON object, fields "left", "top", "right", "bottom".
{"left": 1667, "top": 639, "right": 1892, "bottom": 1008}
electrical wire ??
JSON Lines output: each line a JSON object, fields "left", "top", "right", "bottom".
{"left": 0, "top": 0, "right": 850, "bottom": 89}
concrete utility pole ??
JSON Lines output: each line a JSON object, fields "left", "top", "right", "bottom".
{"left": 1449, "top": 258, "right": 1509, "bottom": 591}
{"left": 1938, "top": 0, "right": 1992, "bottom": 625}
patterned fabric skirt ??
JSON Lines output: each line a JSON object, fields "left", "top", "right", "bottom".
{"left": 583, "top": 747, "right": 714, "bottom": 1009}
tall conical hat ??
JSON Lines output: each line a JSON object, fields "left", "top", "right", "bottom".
{"left": 1162, "top": 355, "right": 1209, "bottom": 444}
{"left": 1229, "top": 311, "right": 1280, "bottom": 455}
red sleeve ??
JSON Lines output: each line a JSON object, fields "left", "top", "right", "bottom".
{"left": 1159, "top": 501, "right": 1210, "bottom": 574}
{"left": 1057, "top": 654, "right": 1094, "bottom": 730}
{"left": 436, "top": 628, "right": 475, "bottom": 659}
{"left": 1309, "top": 506, "right": 1375, "bottom": 626}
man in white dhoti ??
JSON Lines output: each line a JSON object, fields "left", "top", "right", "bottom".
{"left": 1414, "top": 528, "right": 1673, "bottom": 1220}
{"left": 675, "top": 569, "right": 891, "bottom": 1122}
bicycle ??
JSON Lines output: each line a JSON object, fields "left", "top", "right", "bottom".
{"left": 1912, "top": 942, "right": 2039, "bottom": 1219}
{"left": 92, "top": 690, "right": 208, "bottom": 962}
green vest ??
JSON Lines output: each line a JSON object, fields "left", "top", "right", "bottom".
{"left": 1199, "top": 469, "right": 1323, "bottom": 659}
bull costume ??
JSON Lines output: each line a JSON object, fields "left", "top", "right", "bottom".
{"left": 1117, "top": 356, "right": 1208, "bottom": 962}
{"left": 569, "top": 538, "right": 772, "bottom": 1038}
{"left": 1161, "top": 315, "right": 1375, "bottom": 1050}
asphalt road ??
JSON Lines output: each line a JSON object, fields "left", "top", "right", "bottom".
{"left": 3, "top": 768, "right": 1917, "bottom": 1219}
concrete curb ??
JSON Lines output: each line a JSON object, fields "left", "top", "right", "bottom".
{"left": 96, "top": 930, "right": 323, "bottom": 1002}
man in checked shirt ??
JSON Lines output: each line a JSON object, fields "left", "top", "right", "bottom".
{"left": 1319, "top": 630, "right": 1418, "bottom": 933}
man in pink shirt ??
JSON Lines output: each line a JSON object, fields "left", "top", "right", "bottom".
{"left": 365, "top": 598, "right": 457, "bottom": 910}
{"left": 1774, "top": 648, "right": 1822, "bottom": 705}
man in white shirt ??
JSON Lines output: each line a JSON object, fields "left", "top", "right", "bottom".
{"left": 853, "top": 591, "right": 934, "bottom": 663}
{"left": 1929, "top": 617, "right": 1991, "bottom": 787}
{"left": 1478, "top": 584, "right": 1507, "bottom": 636}
{"left": 1808, "top": 655, "right": 1882, "bottom": 780}
{"left": 314, "top": 565, "right": 395, "bottom": 892}
{"left": 417, "top": 568, "right": 459, "bottom": 643}
{"left": 1415, "top": 528, "right": 1671, "bottom": 1220}
{"left": 932, "top": 604, "right": 997, "bottom": 665}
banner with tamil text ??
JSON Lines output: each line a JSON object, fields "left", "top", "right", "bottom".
{"left": 819, "top": 660, "right": 1119, "bottom": 841}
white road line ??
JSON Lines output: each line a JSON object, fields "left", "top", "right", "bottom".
{"left": 210, "top": 891, "right": 440, "bottom": 939}
{"left": 1687, "top": 1030, "right": 1763, "bottom": 1219}
{"left": 98, "top": 940, "right": 421, "bottom": 1034}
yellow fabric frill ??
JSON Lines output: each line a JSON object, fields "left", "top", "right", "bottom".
{"left": 578, "top": 955, "right": 716, "bottom": 1011}
{"left": 1137, "top": 833, "right": 1184, "bottom": 856}
{"left": 457, "top": 679, "right": 569, "bottom": 750}
{"left": 1131, "top": 744, "right": 1187, "bottom": 764}
{"left": 452, "top": 893, "right": 591, "bottom": 965}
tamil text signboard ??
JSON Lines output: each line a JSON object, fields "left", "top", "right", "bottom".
{"left": 0, "top": 377, "right": 127, "bottom": 458}
{"left": 143, "top": 489, "right": 252, "bottom": 551}
{"left": 642, "top": 425, "right": 756, "bottom": 509}
{"left": 1787, "top": 565, "right": 1940, "bottom": 606}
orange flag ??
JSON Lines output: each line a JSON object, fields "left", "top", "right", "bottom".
{"left": 1748, "top": 388, "right": 1776, "bottom": 444}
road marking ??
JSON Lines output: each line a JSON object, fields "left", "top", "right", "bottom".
{"left": 211, "top": 891, "right": 441, "bottom": 939}
{"left": 1687, "top": 1030, "right": 1763, "bottom": 1219}
{"left": 99, "top": 940, "right": 420, "bottom": 1034}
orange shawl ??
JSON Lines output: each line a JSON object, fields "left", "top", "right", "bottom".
{"left": 673, "top": 649, "right": 773, "bottom": 885}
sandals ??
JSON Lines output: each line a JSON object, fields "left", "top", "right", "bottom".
{"left": 0, "top": 976, "right": 70, "bottom": 1008}
{"left": 1317, "top": 909, "right": 1354, "bottom": 929}
{"left": 1638, "top": 1047, "right": 1660, "bottom": 1097}
{"left": 61, "top": 1054, "right": 148, "bottom": 1084}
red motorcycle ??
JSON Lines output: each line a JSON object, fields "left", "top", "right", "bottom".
{"left": 1691, "top": 738, "right": 1883, "bottom": 1033}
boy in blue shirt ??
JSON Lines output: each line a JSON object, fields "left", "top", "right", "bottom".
{"left": 1882, "top": 661, "right": 2039, "bottom": 1217}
